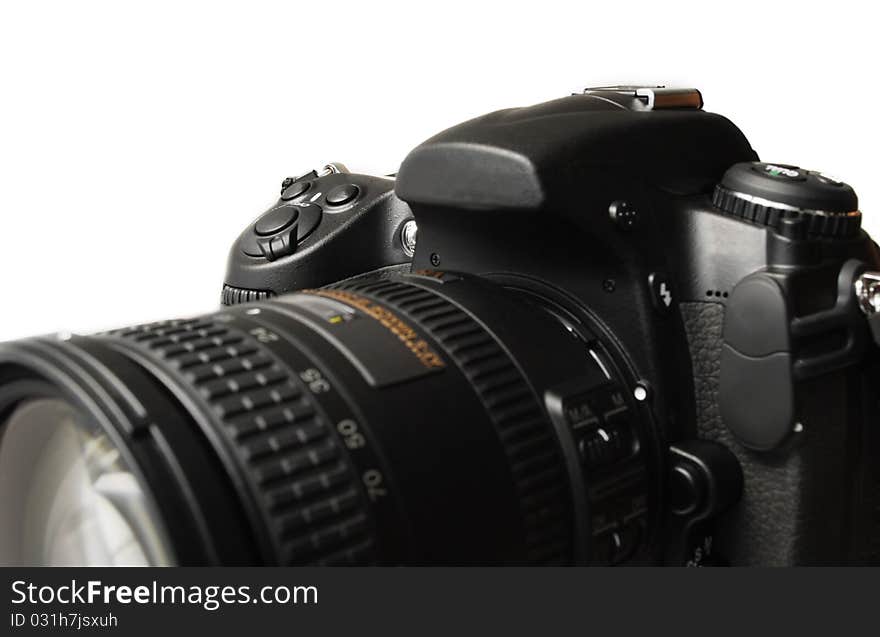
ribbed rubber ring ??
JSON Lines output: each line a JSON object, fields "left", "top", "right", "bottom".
{"left": 106, "top": 317, "right": 375, "bottom": 565}
{"left": 712, "top": 185, "right": 862, "bottom": 239}
{"left": 329, "top": 278, "right": 571, "bottom": 563}
{"left": 221, "top": 284, "right": 276, "bottom": 306}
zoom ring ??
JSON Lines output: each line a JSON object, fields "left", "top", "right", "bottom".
{"left": 107, "top": 318, "right": 375, "bottom": 565}
{"left": 331, "top": 279, "right": 571, "bottom": 564}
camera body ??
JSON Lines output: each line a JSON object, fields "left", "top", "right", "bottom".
{"left": 224, "top": 88, "right": 880, "bottom": 565}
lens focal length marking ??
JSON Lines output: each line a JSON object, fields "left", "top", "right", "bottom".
{"left": 227, "top": 307, "right": 414, "bottom": 564}
{"left": 269, "top": 291, "right": 446, "bottom": 389}
{"left": 303, "top": 289, "right": 445, "bottom": 370}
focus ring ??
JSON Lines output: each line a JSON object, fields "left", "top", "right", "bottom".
{"left": 330, "top": 278, "right": 571, "bottom": 563}
{"left": 106, "top": 318, "right": 375, "bottom": 565}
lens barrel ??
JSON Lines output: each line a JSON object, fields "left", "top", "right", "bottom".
{"left": 0, "top": 273, "right": 655, "bottom": 565}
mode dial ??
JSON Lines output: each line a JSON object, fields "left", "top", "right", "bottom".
{"left": 713, "top": 162, "right": 861, "bottom": 239}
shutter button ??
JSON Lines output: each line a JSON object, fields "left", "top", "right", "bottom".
{"left": 255, "top": 206, "right": 299, "bottom": 236}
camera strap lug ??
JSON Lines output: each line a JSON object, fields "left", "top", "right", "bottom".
{"left": 319, "top": 162, "right": 349, "bottom": 176}
{"left": 720, "top": 260, "right": 874, "bottom": 451}
{"left": 855, "top": 271, "right": 880, "bottom": 348}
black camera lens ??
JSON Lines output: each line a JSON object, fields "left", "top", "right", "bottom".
{"left": 0, "top": 273, "right": 655, "bottom": 565}
{"left": 0, "top": 395, "right": 174, "bottom": 566}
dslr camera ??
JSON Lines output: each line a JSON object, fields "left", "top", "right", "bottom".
{"left": 1, "top": 87, "right": 879, "bottom": 566}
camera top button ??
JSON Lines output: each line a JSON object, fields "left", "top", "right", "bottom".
{"left": 255, "top": 205, "right": 299, "bottom": 236}
{"left": 326, "top": 184, "right": 360, "bottom": 207}
{"left": 281, "top": 180, "right": 311, "bottom": 201}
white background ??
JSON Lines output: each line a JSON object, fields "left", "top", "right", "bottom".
{"left": 0, "top": 1, "right": 877, "bottom": 340}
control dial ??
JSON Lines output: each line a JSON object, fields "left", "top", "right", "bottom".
{"left": 713, "top": 162, "right": 861, "bottom": 239}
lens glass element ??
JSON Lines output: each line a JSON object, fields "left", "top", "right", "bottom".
{"left": 0, "top": 398, "right": 173, "bottom": 566}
